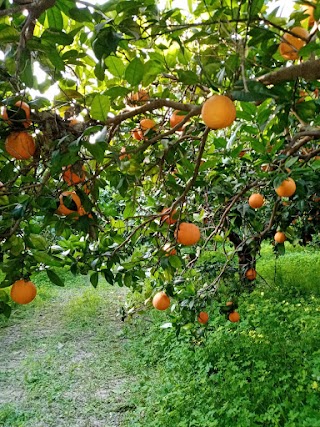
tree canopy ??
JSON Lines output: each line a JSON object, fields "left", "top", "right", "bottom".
{"left": 0, "top": 0, "right": 320, "bottom": 324}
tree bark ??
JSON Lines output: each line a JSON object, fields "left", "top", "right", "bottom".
{"left": 257, "top": 59, "right": 320, "bottom": 85}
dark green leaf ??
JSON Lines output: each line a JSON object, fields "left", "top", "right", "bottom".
{"left": 47, "top": 8, "right": 64, "bottom": 30}
{"left": 90, "top": 271, "right": 99, "bottom": 288}
{"left": 46, "top": 269, "right": 65, "bottom": 287}
{"left": 125, "top": 57, "right": 144, "bottom": 86}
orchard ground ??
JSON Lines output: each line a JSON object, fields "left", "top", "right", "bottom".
{"left": 1, "top": 243, "right": 320, "bottom": 427}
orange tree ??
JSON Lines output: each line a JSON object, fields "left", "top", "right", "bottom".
{"left": 0, "top": 0, "right": 320, "bottom": 323}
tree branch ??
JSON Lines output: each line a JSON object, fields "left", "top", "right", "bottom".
{"left": 257, "top": 60, "right": 320, "bottom": 85}
{"left": 105, "top": 100, "right": 201, "bottom": 126}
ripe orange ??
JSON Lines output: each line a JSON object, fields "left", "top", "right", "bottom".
{"left": 56, "top": 191, "right": 83, "bottom": 217}
{"left": 161, "top": 208, "right": 177, "bottom": 225}
{"left": 131, "top": 128, "right": 144, "bottom": 140}
{"left": 10, "top": 279, "right": 37, "bottom": 305}
{"left": 274, "top": 231, "right": 286, "bottom": 244}
{"left": 175, "top": 222, "right": 201, "bottom": 246}
{"left": 229, "top": 311, "right": 240, "bottom": 323}
{"left": 245, "top": 268, "right": 257, "bottom": 281}
{"left": 198, "top": 311, "right": 209, "bottom": 324}
{"left": 170, "top": 110, "right": 188, "bottom": 130}
{"left": 248, "top": 193, "right": 264, "bottom": 209}
{"left": 275, "top": 177, "right": 296, "bottom": 197}
{"left": 152, "top": 291, "right": 170, "bottom": 310}
{"left": 279, "top": 27, "right": 309, "bottom": 60}
{"left": 140, "top": 118, "right": 156, "bottom": 131}
{"left": 5, "top": 131, "right": 36, "bottom": 159}
{"left": 201, "top": 95, "right": 236, "bottom": 129}
{"left": 302, "top": 4, "right": 315, "bottom": 27}
{"left": 62, "top": 164, "right": 86, "bottom": 186}
{"left": 2, "top": 101, "right": 31, "bottom": 128}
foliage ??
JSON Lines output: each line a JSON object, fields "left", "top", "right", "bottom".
{"left": 0, "top": 0, "right": 320, "bottom": 322}
{"left": 123, "top": 252, "right": 320, "bottom": 426}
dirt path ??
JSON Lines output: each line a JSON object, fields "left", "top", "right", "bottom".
{"left": 0, "top": 283, "right": 134, "bottom": 427}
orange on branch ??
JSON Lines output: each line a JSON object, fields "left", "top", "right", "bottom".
{"left": 279, "top": 27, "right": 309, "bottom": 60}
{"left": 302, "top": 4, "right": 315, "bottom": 27}
{"left": 248, "top": 193, "right": 264, "bottom": 209}
{"left": 62, "top": 164, "right": 86, "bottom": 186}
{"left": 161, "top": 208, "right": 178, "bottom": 225}
{"left": 152, "top": 291, "right": 170, "bottom": 310}
{"left": 175, "top": 222, "right": 201, "bottom": 246}
{"left": 245, "top": 268, "right": 257, "bottom": 281}
{"left": 56, "top": 191, "right": 83, "bottom": 217}
{"left": 274, "top": 231, "right": 286, "bottom": 244}
{"left": 5, "top": 131, "right": 36, "bottom": 160}
{"left": 2, "top": 101, "right": 31, "bottom": 128}
{"left": 275, "top": 177, "right": 296, "bottom": 198}
{"left": 10, "top": 279, "right": 37, "bottom": 305}
{"left": 201, "top": 95, "right": 236, "bottom": 129}
{"left": 170, "top": 110, "right": 188, "bottom": 130}
{"left": 197, "top": 311, "right": 209, "bottom": 324}
{"left": 140, "top": 118, "right": 156, "bottom": 131}
{"left": 131, "top": 128, "right": 144, "bottom": 141}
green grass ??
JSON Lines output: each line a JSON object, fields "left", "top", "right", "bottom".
{"left": 2, "top": 247, "right": 320, "bottom": 427}
{"left": 0, "top": 273, "right": 134, "bottom": 427}
{"left": 257, "top": 243, "right": 320, "bottom": 295}
{"left": 121, "top": 246, "right": 320, "bottom": 427}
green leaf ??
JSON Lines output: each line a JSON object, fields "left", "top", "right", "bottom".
{"left": 103, "top": 269, "right": 114, "bottom": 285}
{"left": 47, "top": 49, "right": 65, "bottom": 71}
{"left": 125, "top": 57, "right": 144, "bottom": 86}
{"left": 105, "top": 56, "right": 126, "bottom": 79}
{"left": 28, "top": 234, "right": 48, "bottom": 251}
{"left": 90, "top": 271, "right": 99, "bottom": 288}
{"left": 41, "top": 29, "right": 74, "bottom": 46}
{"left": 32, "top": 251, "right": 62, "bottom": 267}
{"left": 250, "top": 0, "right": 264, "bottom": 15}
{"left": 0, "top": 25, "right": 19, "bottom": 43}
{"left": 92, "top": 28, "right": 122, "bottom": 61}
{"left": 69, "top": 7, "right": 93, "bottom": 22}
{"left": 168, "top": 256, "right": 182, "bottom": 268}
{"left": 83, "top": 140, "right": 106, "bottom": 163}
{"left": 20, "top": 51, "right": 34, "bottom": 87}
{"left": 105, "top": 86, "right": 131, "bottom": 100}
{"left": 10, "top": 236, "right": 24, "bottom": 256}
{"left": 285, "top": 156, "right": 299, "bottom": 169}
{"left": 123, "top": 201, "right": 136, "bottom": 219}
{"left": 0, "top": 302, "right": 12, "bottom": 318}
{"left": 90, "top": 94, "right": 110, "bottom": 122}
{"left": 177, "top": 70, "right": 199, "bottom": 85}
{"left": 94, "top": 61, "right": 105, "bottom": 81}
{"left": 46, "top": 269, "right": 65, "bottom": 287}
{"left": 47, "top": 8, "right": 64, "bottom": 30}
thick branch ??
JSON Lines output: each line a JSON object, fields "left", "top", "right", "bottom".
{"left": 258, "top": 60, "right": 320, "bottom": 85}
{"left": 105, "top": 100, "right": 201, "bottom": 126}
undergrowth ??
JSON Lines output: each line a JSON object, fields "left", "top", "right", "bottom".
{"left": 123, "top": 246, "right": 320, "bottom": 427}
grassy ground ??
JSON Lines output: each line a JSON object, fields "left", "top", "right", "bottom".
{"left": 121, "top": 244, "right": 320, "bottom": 427}
{"left": 0, "top": 272, "right": 134, "bottom": 427}
{"left": 1, "top": 245, "right": 320, "bottom": 427}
